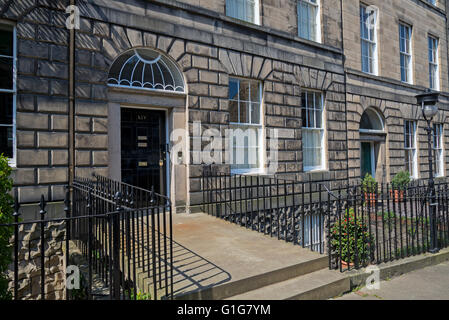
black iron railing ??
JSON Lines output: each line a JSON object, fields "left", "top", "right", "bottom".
{"left": 4, "top": 175, "right": 173, "bottom": 300}
{"left": 202, "top": 167, "right": 449, "bottom": 272}
{"left": 202, "top": 166, "right": 341, "bottom": 254}
{"left": 328, "top": 180, "right": 449, "bottom": 272}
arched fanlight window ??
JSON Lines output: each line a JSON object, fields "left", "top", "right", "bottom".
{"left": 360, "top": 107, "right": 384, "bottom": 133}
{"left": 107, "top": 49, "right": 185, "bottom": 93}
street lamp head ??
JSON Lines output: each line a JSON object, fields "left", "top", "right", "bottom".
{"left": 422, "top": 104, "right": 439, "bottom": 120}
{"left": 416, "top": 90, "right": 440, "bottom": 121}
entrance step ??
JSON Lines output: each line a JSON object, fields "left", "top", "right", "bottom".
{"left": 175, "top": 255, "right": 329, "bottom": 300}
{"left": 226, "top": 268, "right": 350, "bottom": 300}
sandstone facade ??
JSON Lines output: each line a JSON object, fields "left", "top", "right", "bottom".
{"left": 0, "top": 0, "right": 448, "bottom": 212}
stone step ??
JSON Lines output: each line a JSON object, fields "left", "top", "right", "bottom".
{"left": 226, "top": 268, "right": 350, "bottom": 300}
{"left": 173, "top": 255, "right": 329, "bottom": 300}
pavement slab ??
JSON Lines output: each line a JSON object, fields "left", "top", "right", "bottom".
{"left": 335, "top": 260, "right": 449, "bottom": 300}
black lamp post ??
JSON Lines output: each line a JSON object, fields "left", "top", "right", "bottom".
{"left": 416, "top": 90, "right": 440, "bottom": 254}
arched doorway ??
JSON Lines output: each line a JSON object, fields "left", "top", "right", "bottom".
{"left": 359, "top": 107, "right": 386, "bottom": 181}
{"left": 107, "top": 48, "right": 186, "bottom": 197}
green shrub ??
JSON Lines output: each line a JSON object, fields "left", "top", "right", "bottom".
{"left": 361, "top": 173, "right": 377, "bottom": 193}
{"left": 0, "top": 155, "right": 14, "bottom": 300}
{"left": 126, "top": 289, "right": 151, "bottom": 300}
{"left": 330, "top": 208, "right": 374, "bottom": 265}
{"left": 391, "top": 171, "right": 411, "bottom": 190}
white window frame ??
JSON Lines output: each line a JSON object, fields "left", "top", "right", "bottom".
{"left": 229, "top": 77, "right": 264, "bottom": 174}
{"left": 360, "top": 4, "right": 378, "bottom": 75}
{"left": 404, "top": 120, "right": 418, "bottom": 179}
{"left": 297, "top": 0, "right": 321, "bottom": 43}
{"left": 433, "top": 123, "right": 444, "bottom": 177}
{"left": 302, "top": 91, "right": 326, "bottom": 172}
{"left": 428, "top": 35, "right": 440, "bottom": 91}
{"left": 399, "top": 23, "right": 413, "bottom": 84}
{"left": 226, "top": 0, "right": 260, "bottom": 25}
{"left": 0, "top": 25, "right": 16, "bottom": 167}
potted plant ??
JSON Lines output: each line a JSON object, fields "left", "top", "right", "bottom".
{"left": 390, "top": 171, "right": 410, "bottom": 203}
{"left": 361, "top": 173, "right": 377, "bottom": 205}
{"left": 330, "top": 208, "right": 374, "bottom": 268}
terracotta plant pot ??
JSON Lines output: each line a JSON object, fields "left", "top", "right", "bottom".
{"left": 364, "top": 192, "right": 376, "bottom": 205}
{"left": 390, "top": 189, "right": 404, "bottom": 203}
{"left": 341, "top": 260, "right": 355, "bottom": 268}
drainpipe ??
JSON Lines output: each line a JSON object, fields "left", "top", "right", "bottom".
{"left": 446, "top": 1, "right": 449, "bottom": 99}
{"left": 340, "top": 0, "right": 350, "bottom": 186}
{"left": 68, "top": 0, "right": 76, "bottom": 186}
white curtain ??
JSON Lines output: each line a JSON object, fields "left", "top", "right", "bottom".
{"left": 298, "top": 0, "right": 317, "bottom": 41}
{"left": 303, "top": 129, "right": 322, "bottom": 169}
{"left": 227, "top": 0, "right": 256, "bottom": 23}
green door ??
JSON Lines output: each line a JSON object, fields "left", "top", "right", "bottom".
{"left": 361, "top": 142, "right": 373, "bottom": 178}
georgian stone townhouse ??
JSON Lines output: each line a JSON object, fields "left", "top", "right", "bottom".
{"left": 0, "top": 0, "right": 448, "bottom": 213}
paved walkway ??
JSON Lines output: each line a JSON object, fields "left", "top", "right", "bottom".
{"left": 335, "top": 260, "right": 449, "bottom": 300}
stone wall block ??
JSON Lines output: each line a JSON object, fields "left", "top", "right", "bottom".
{"left": 37, "top": 132, "right": 68, "bottom": 148}
{"left": 37, "top": 96, "right": 68, "bottom": 113}
{"left": 218, "top": 49, "right": 234, "bottom": 74}
{"left": 75, "top": 134, "right": 108, "bottom": 149}
{"left": 51, "top": 115, "right": 68, "bottom": 131}
{"left": 17, "top": 150, "right": 49, "bottom": 166}
{"left": 157, "top": 35, "right": 173, "bottom": 53}
{"left": 228, "top": 51, "right": 243, "bottom": 76}
{"left": 126, "top": 28, "right": 143, "bottom": 47}
{"left": 17, "top": 112, "right": 48, "bottom": 130}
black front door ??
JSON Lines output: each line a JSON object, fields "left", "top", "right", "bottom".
{"left": 121, "top": 108, "right": 167, "bottom": 195}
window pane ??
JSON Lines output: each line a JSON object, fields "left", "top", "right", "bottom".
{"left": 298, "top": 0, "right": 318, "bottom": 41}
{"left": 240, "top": 101, "right": 249, "bottom": 124}
{"left": 360, "top": 5, "right": 377, "bottom": 74}
{"left": 239, "top": 80, "right": 250, "bottom": 101}
{"left": 0, "top": 57, "right": 13, "bottom": 90}
{"left": 229, "top": 78, "right": 239, "bottom": 100}
{"left": 404, "top": 121, "right": 417, "bottom": 177}
{"left": 301, "top": 93, "right": 307, "bottom": 127}
{"left": 405, "top": 150, "right": 412, "bottom": 175}
{"left": 400, "top": 54, "right": 406, "bottom": 81}
{"left": 251, "top": 102, "right": 260, "bottom": 125}
{"left": 229, "top": 99, "right": 239, "bottom": 122}
{"left": 315, "top": 109, "right": 322, "bottom": 128}
{"left": 0, "top": 29, "right": 13, "bottom": 56}
{"left": 250, "top": 81, "right": 260, "bottom": 102}
{"left": 307, "top": 92, "right": 315, "bottom": 127}
{"left": 230, "top": 125, "right": 259, "bottom": 170}
{"left": 0, "top": 126, "right": 12, "bottom": 158}
{"left": 303, "top": 129, "right": 322, "bottom": 168}
{"left": 0, "top": 92, "right": 13, "bottom": 125}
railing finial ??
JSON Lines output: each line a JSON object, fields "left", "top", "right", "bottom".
{"left": 39, "top": 194, "right": 47, "bottom": 216}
